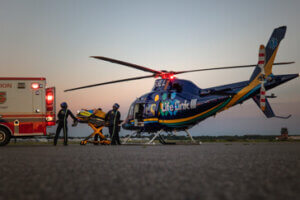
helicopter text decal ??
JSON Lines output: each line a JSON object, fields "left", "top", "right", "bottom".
{"left": 159, "top": 92, "right": 197, "bottom": 116}
{"left": 145, "top": 104, "right": 157, "bottom": 116}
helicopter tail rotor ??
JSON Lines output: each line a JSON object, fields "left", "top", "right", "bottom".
{"left": 258, "top": 45, "right": 266, "bottom": 111}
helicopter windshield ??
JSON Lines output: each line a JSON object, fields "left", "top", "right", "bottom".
{"left": 127, "top": 104, "right": 134, "bottom": 119}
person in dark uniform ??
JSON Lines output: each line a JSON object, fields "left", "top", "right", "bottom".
{"left": 105, "top": 103, "right": 121, "bottom": 145}
{"left": 54, "top": 102, "right": 77, "bottom": 146}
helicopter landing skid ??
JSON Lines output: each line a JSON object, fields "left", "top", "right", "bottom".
{"left": 123, "top": 131, "right": 140, "bottom": 144}
{"left": 184, "top": 129, "right": 196, "bottom": 143}
{"left": 123, "top": 129, "right": 198, "bottom": 145}
{"left": 147, "top": 130, "right": 175, "bottom": 145}
{"left": 157, "top": 134, "right": 175, "bottom": 145}
{"left": 147, "top": 130, "right": 162, "bottom": 144}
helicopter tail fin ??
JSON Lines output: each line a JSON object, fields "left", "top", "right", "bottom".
{"left": 252, "top": 94, "right": 291, "bottom": 119}
{"left": 249, "top": 26, "right": 287, "bottom": 82}
{"left": 252, "top": 95, "right": 275, "bottom": 118}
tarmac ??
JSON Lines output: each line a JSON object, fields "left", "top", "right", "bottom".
{"left": 0, "top": 143, "right": 300, "bottom": 200}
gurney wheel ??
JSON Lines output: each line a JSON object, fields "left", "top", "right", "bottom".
{"left": 80, "top": 141, "right": 87, "bottom": 145}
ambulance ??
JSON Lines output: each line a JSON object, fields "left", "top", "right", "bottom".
{"left": 0, "top": 77, "right": 56, "bottom": 146}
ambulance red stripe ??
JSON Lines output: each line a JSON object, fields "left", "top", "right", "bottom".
{"left": 0, "top": 77, "right": 46, "bottom": 80}
{"left": 1, "top": 114, "right": 46, "bottom": 118}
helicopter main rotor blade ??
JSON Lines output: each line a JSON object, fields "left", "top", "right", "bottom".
{"left": 64, "top": 75, "right": 155, "bottom": 92}
{"left": 91, "top": 56, "right": 161, "bottom": 74}
{"left": 174, "top": 61, "right": 295, "bottom": 75}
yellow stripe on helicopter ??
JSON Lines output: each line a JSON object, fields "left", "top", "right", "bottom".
{"left": 222, "top": 46, "right": 279, "bottom": 110}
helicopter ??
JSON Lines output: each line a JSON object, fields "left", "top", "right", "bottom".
{"left": 65, "top": 26, "right": 298, "bottom": 144}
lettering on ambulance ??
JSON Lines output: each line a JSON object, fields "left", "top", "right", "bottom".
{"left": 0, "top": 83, "right": 12, "bottom": 88}
{"left": 0, "top": 92, "right": 7, "bottom": 104}
{"left": 159, "top": 92, "right": 197, "bottom": 116}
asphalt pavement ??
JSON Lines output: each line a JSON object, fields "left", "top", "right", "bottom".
{"left": 0, "top": 143, "right": 300, "bottom": 200}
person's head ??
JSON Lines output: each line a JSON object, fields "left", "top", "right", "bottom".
{"left": 113, "top": 103, "right": 120, "bottom": 110}
{"left": 60, "top": 102, "right": 68, "bottom": 109}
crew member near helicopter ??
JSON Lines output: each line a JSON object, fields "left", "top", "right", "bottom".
{"left": 105, "top": 103, "right": 121, "bottom": 145}
{"left": 54, "top": 102, "right": 77, "bottom": 146}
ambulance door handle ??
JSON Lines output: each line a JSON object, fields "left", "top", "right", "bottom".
{"left": 35, "top": 109, "right": 41, "bottom": 113}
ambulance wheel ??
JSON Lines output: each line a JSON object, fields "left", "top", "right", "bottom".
{"left": 0, "top": 127, "right": 11, "bottom": 146}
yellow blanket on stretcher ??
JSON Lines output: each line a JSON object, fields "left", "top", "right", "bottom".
{"left": 77, "top": 109, "right": 106, "bottom": 124}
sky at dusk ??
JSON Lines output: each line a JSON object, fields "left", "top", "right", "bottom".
{"left": 1, "top": 0, "right": 300, "bottom": 136}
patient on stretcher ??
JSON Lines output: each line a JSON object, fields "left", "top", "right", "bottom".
{"left": 76, "top": 108, "right": 111, "bottom": 145}
{"left": 77, "top": 108, "right": 106, "bottom": 127}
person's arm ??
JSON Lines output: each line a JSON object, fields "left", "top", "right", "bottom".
{"left": 68, "top": 109, "right": 77, "bottom": 122}
{"left": 117, "top": 111, "right": 121, "bottom": 124}
{"left": 105, "top": 111, "right": 110, "bottom": 121}
{"left": 56, "top": 109, "right": 61, "bottom": 123}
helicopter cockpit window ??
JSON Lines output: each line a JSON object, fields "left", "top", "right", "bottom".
{"left": 127, "top": 104, "right": 134, "bottom": 118}
{"left": 172, "top": 83, "right": 182, "bottom": 93}
{"left": 134, "top": 104, "right": 145, "bottom": 122}
{"left": 152, "top": 79, "right": 169, "bottom": 91}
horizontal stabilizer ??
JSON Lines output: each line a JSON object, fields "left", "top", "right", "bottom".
{"left": 252, "top": 95, "right": 291, "bottom": 119}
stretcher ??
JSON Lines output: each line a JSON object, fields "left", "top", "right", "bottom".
{"left": 76, "top": 109, "right": 110, "bottom": 145}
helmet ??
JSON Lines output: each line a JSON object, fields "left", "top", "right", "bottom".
{"left": 61, "top": 102, "right": 68, "bottom": 108}
{"left": 113, "top": 103, "right": 120, "bottom": 109}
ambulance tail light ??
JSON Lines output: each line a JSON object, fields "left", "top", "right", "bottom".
{"left": 46, "top": 91, "right": 54, "bottom": 105}
{"left": 46, "top": 115, "right": 54, "bottom": 121}
{"left": 46, "top": 115, "right": 56, "bottom": 126}
{"left": 46, "top": 87, "right": 56, "bottom": 126}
